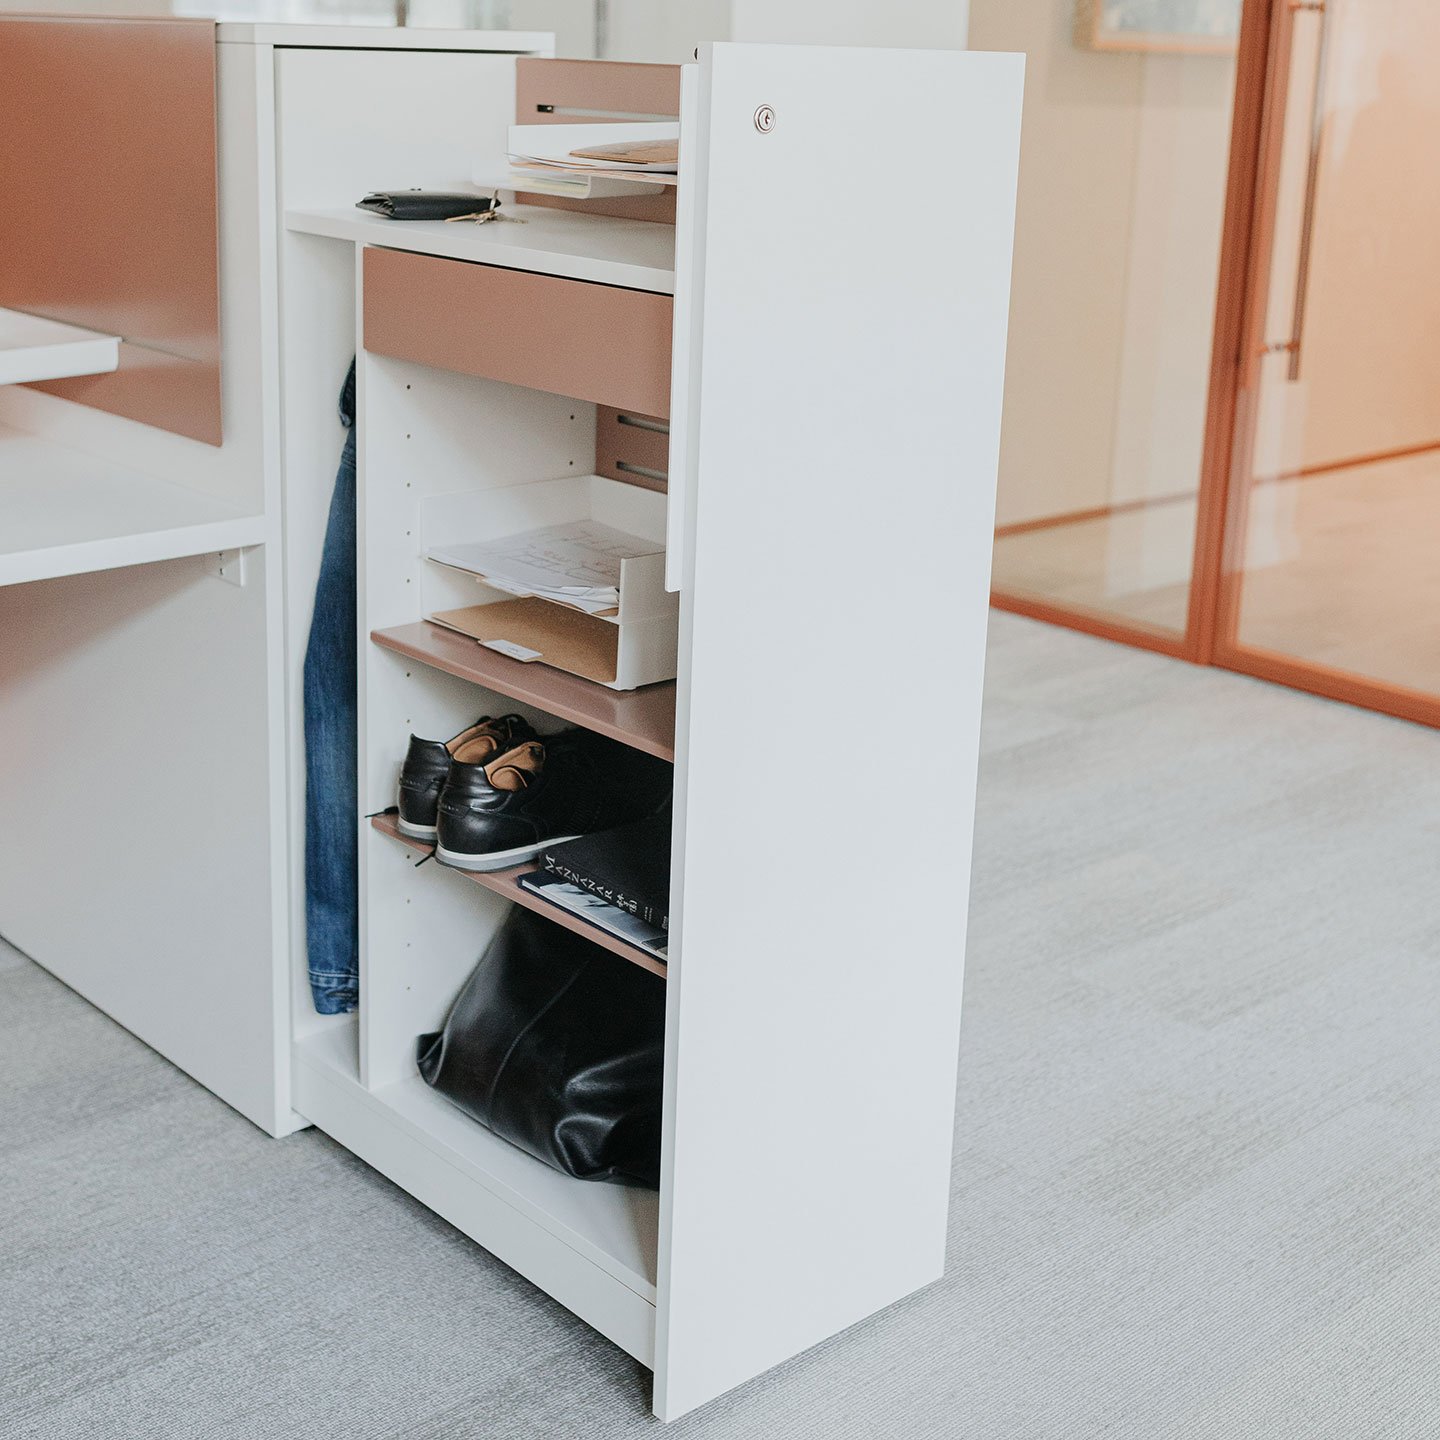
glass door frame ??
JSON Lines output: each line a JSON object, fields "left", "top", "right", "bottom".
{"left": 990, "top": 0, "right": 1274, "bottom": 666}
{"left": 1202, "top": 0, "right": 1440, "bottom": 728}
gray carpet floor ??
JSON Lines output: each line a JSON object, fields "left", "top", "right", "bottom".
{"left": 4, "top": 612, "right": 1439, "bottom": 1439}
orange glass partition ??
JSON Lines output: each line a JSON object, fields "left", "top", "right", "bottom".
{"left": 977, "top": 0, "right": 1440, "bottom": 731}
{"left": 1215, "top": 0, "right": 1440, "bottom": 719}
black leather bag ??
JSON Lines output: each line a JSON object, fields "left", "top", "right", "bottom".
{"left": 416, "top": 909, "right": 665, "bottom": 1188}
{"left": 356, "top": 190, "right": 499, "bottom": 221}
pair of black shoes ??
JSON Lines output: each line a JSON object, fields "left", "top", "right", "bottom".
{"left": 398, "top": 715, "right": 671, "bottom": 873}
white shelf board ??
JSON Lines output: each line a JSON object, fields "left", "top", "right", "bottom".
{"left": 285, "top": 205, "right": 676, "bottom": 295}
{"left": 292, "top": 1019, "right": 659, "bottom": 1304}
{"left": 479, "top": 170, "right": 670, "bottom": 201}
{"left": 0, "top": 308, "right": 119, "bottom": 388}
{"left": 0, "top": 425, "right": 266, "bottom": 587}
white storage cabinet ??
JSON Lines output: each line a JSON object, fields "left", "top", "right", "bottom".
{"left": 0, "top": 26, "right": 1023, "bottom": 1424}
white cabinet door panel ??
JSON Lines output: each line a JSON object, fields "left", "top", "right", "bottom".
{"left": 656, "top": 42, "right": 1024, "bottom": 1420}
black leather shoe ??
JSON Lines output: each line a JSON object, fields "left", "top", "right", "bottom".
{"left": 397, "top": 715, "right": 535, "bottom": 840}
{"left": 435, "top": 728, "right": 672, "bottom": 872}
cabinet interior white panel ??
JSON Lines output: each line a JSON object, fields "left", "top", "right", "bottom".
{"left": 275, "top": 48, "right": 521, "bottom": 213}
{"left": 655, "top": 43, "right": 1023, "bottom": 1420}
{"left": 274, "top": 230, "right": 358, "bottom": 1046}
{"left": 272, "top": 38, "right": 547, "bottom": 1048}
{"left": 360, "top": 665, "right": 519, "bottom": 1089}
{"left": 357, "top": 350, "right": 601, "bottom": 1087}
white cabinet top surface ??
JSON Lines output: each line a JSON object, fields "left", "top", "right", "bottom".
{"left": 287, "top": 206, "right": 676, "bottom": 294}
{"left": 217, "top": 21, "right": 552, "bottom": 52}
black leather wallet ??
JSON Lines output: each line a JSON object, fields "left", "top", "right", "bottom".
{"left": 356, "top": 190, "right": 499, "bottom": 222}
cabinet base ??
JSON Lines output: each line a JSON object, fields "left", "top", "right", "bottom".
{"left": 292, "top": 1020, "right": 658, "bottom": 1367}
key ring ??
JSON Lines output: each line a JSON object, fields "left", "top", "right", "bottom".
{"left": 443, "top": 193, "right": 525, "bottom": 225}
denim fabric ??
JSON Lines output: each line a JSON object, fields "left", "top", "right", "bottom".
{"left": 304, "top": 362, "right": 359, "bottom": 1014}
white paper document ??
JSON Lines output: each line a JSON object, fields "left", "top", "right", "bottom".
{"left": 428, "top": 520, "right": 661, "bottom": 615}
{"left": 505, "top": 121, "right": 680, "bottom": 175}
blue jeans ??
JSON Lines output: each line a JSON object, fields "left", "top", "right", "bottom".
{"left": 303, "top": 362, "right": 359, "bottom": 1014}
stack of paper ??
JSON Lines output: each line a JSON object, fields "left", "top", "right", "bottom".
{"left": 427, "top": 520, "right": 660, "bottom": 617}
{"left": 504, "top": 121, "right": 680, "bottom": 188}
{"left": 567, "top": 138, "right": 678, "bottom": 171}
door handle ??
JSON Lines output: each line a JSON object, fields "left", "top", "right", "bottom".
{"left": 1284, "top": 0, "right": 1331, "bottom": 382}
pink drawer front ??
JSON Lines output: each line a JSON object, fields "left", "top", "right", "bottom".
{"left": 362, "top": 247, "right": 673, "bottom": 420}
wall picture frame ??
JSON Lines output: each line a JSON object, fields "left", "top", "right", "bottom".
{"left": 1075, "top": 0, "right": 1242, "bottom": 56}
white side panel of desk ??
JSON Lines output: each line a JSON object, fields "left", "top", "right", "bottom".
{"left": 655, "top": 44, "right": 1023, "bottom": 1419}
{"left": 0, "top": 554, "right": 285, "bottom": 1128}
{"left": 0, "top": 42, "right": 294, "bottom": 1135}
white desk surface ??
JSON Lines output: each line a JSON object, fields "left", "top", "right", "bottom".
{"left": 286, "top": 205, "right": 676, "bottom": 295}
{"left": 0, "top": 426, "right": 265, "bottom": 587}
{"left": 0, "top": 308, "right": 119, "bottom": 390}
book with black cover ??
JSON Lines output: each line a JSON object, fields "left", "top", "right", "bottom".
{"left": 539, "top": 809, "right": 671, "bottom": 930}
{"left": 517, "top": 872, "right": 668, "bottom": 962}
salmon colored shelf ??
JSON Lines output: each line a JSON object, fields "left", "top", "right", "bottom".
{"left": 370, "top": 620, "right": 676, "bottom": 761}
{"left": 371, "top": 813, "right": 668, "bottom": 979}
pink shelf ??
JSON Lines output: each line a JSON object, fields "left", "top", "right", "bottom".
{"left": 371, "top": 813, "right": 668, "bottom": 980}
{"left": 371, "top": 620, "right": 676, "bottom": 762}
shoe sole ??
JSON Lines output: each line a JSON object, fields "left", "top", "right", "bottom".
{"left": 396, "top": 815, "right": 438, "bottom": 841}
{"left": 434, "top": 834, "right": 581, "bottom": 873}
